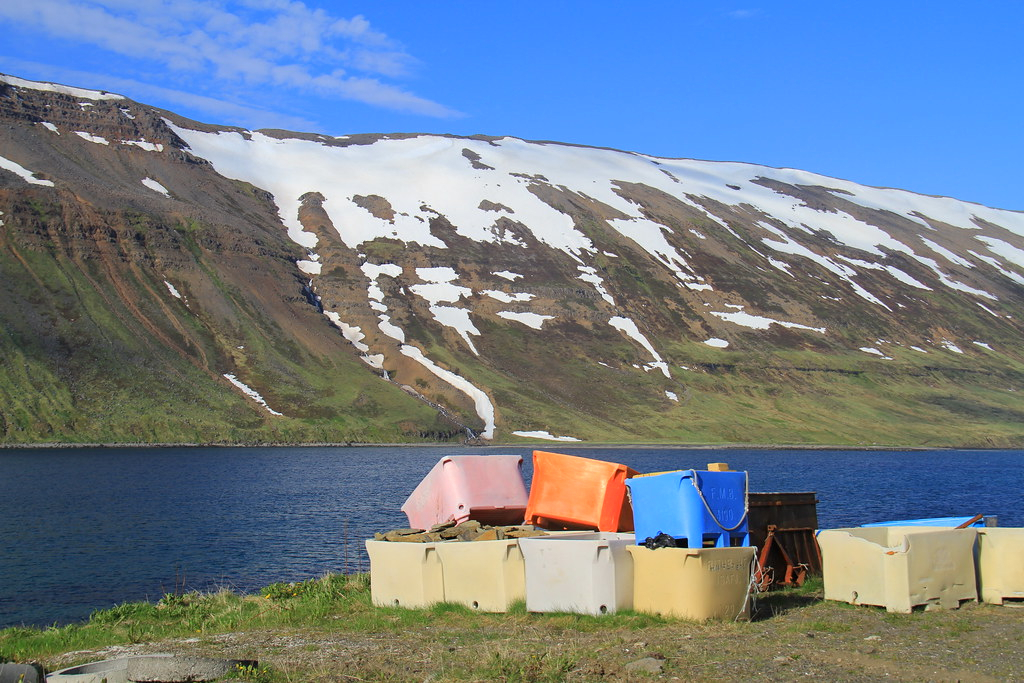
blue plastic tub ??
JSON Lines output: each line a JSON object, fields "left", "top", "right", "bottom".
{"left": 625, "top": 470, "right": 750, "bottom": 548}
{"left": 861, "top": 516, "right": 988, "bottom": 528}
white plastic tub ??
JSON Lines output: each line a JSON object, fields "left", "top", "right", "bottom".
{"left": 520, "top": 532, "right": 635, "bottom": 615}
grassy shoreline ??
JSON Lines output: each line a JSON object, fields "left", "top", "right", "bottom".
{"left": 3, "top": 574, "right": 1023, "bottom": 681}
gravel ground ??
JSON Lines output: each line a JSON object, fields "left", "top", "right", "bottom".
{"left": 45, "top": 595, "right": 1024, "bottom": 682}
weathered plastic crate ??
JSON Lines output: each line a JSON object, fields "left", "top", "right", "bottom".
{"left": 626, "top": 469, "right": 749, "bottom": 547}
{"left": 817, "top": 526, "right": 977, "bottom": 613}
{"left": 435, "top": 539, "right": 525, "bottom": 612}
{"left": 625, "top": 545, "right": 755, "bottom": 621}
{"left": 401, "top": 455, "right": 528, "bottom": 530}
{"left": 525, "top": 450, "right": 638, "bottom": 532}
{"left": 365, "top": 539, "right": 444, "bottom": 608}
{"left": 519, "top": 532, "right": 635, "bottom": 615}
{"left": 976, "top": 528, "right": 1024, "bottom": 605}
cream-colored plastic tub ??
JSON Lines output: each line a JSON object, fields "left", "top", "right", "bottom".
{"left": 976, "top": 528, "right": 1024, "bottom": 605}
{"left": 436, "top": 539, "right": 525, "bottom": 612}
{"left": 818, "top": 526, "right": 977, "bottom": 613}
{"left": 625, "top": 545, "right": 755, "bottom": 621}
{"left": 365, "top": 539, "right": 444, "bottom": 608}
{"left": 520, "top": 532, "right": 635, "bottom": 615}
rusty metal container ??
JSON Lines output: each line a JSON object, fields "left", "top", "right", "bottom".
{"left": 748, "top": 492, "right": 821, "bottom": 590}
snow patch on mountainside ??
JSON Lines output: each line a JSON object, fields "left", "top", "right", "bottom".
{"left": 497, "top": 311, "right": 554, "bottom": 329}
{"left": 609, "top": 316, "right": 670, "bottom": 378}
{"left": 577, "top": 266, "right": 615, "bottom": 304}
{"left": 710, "top": 306, "right": 826, "bottom": 333}
{"left": 0, "top": 74, "right": 124, "bottom": 101}
{"left": 483, "top": 290, "right": 534, "bottom": 303}
{"left": 223, "top": 373, "right": 283, "bottom": 416}
{"left": 400, "top": 344, "right": 495, "bottom": 439}
{"left": 75, "top": 131, "right": 109, "bottom": 145}
{"left": 141, "top": 177, "right": 170, "bottom": 197}
{"left": 512, "top": 430, "right": 580, "bottom": 442}
{"left": 122, "top": 139, "right": 164, "bottom": 152}
{"left": 0, "top": 155, "right": 55, "bottom": 186}
{"left": 410, "top": 266, "right": 479, "bottom": 353}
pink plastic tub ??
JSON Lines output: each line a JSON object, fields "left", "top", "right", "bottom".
{"left": 401, "top": 455, "right": 528, "bottom": 529}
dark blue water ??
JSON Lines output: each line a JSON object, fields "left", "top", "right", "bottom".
{"left": 1, "top": 446, "right": 1021, "bottom": 628}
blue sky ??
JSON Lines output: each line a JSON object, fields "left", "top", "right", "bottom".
{"left": 2, "top": 1, "right": 1021, "bottom": 210}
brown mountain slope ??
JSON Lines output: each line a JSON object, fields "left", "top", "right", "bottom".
{"left": 1, "top": 74, "right": 1023, "bottom": 446}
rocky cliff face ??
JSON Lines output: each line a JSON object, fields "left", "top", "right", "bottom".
{"left": 2, "top": 73, "right": 1023, "bottom": 446}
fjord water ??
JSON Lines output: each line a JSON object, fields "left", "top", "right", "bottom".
{"left": 2, "top": 446, "right": 1022, "bottom": 628}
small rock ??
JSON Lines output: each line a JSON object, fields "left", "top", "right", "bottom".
{"left": 474, "top": 528, "right": 501, "bottom": 542}
{"left": 128, "top": 655, "right": 256, "bottom": 682}
{"left": 383, "top": 528, "right": 426, "bottom": 541}
{"left": 450, "top": 520, "right": 482, "bottom": 534}
{"left": 623, "top": 657, "right": 664, "bottom": 675}
{"left": 0, "top": 662, "right": 44, "bottom": 683}
{"left": 390, "top": 532, "right": 433, "bottom": 543}
{"left": 429, "top": 521, "right": 457, "bottom": 532}
{"left": 864, "top": 635, "right": 881, "bottom": 641}
{"left": 505, "top": 527, "right": 548, "bottom": 538}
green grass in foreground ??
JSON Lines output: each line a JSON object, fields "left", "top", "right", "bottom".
{"left": 1, "top": 574, "right": 826, "bottom": 681}
{"left": 0, "top": 573, "right": 696, "bottom": 680}
{"left": 5, "top": 575, "right": 1021, "bottom": 681}
{"left": 1, "top": 575, "right": 360, "bottom": 665}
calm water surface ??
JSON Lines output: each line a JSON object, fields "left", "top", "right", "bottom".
{"left": 1, "top": 446, "right": 1021, "bottom": 628}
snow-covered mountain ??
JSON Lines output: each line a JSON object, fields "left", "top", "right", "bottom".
{"left": 2, "top": 73, "right": 1023, "bottom": 446}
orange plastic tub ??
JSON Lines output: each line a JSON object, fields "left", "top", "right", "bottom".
{"left": 524, "top": 450, "right": 638, "bottom": 532}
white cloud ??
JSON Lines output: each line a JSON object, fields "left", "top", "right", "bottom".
{"left": 0, "top": 1, "right": 460, "bottom": 118}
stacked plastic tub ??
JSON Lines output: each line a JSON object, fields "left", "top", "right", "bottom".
{"left": 367, "top": 451, "right": 757, "bottom": 620}
{"left": 524, "top": 450, "right": 637, "bottom": 532}
{"left": 519, "top": 531, "right": 635, "bottom": 615}
{"left": 517, "top": 451, "right": 641, "bottom": 615}
{"left": 366, "top": 454, "right": 530, "bottom": 612}
{"left": 401, "top": 455, "right": 528, "bottom": 529}
{"left": 624, "top": 466, "right": 755, "bottom": 619}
